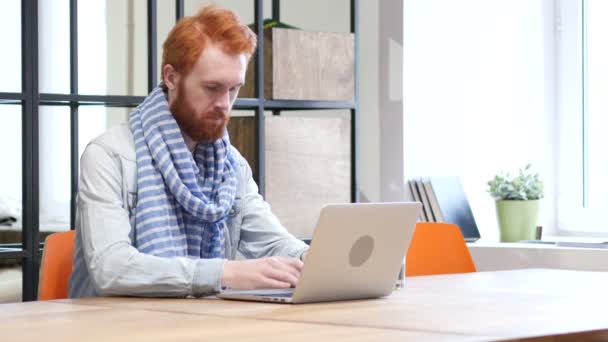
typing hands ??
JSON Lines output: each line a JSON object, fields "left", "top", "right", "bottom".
{"left": 222, "top": 256, "right": 304, "bottom": 290}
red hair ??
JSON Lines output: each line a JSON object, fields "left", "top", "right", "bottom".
{"left": 161, "top": 5, "right": 257, "bottom": 79}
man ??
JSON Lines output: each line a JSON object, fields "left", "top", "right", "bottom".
{"left": 68, "top": 5, "right": 308, "bottom": 298}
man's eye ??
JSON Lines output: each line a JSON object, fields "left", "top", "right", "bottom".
{"left": 206, "top": 85, "right": 220, "bottom": 92}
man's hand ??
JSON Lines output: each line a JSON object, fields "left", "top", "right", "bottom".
{"left": 221, "top": 256, "right": 304, "bottom": 290}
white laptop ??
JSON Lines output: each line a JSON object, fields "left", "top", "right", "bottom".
{"left": 217, "top": 202, "right": 422, "bottom": 304}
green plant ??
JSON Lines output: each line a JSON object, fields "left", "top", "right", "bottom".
{"left": 487, "top": 164, "right": 544, "bottom": 200}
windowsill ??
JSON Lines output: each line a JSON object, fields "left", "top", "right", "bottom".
{"left": 543, "top": 235, "right": 608, "bottom": 243}
{"left": 467, "top": 241, "right": 608, "bottom": 272}
{"left": 470, "top": 235, "right": 608, "bottom": 250}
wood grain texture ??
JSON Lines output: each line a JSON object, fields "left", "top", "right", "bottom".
{"left": 239, "top": 28, "right": 354, "bottom": 100}
{"left": 264, "top": 114, "right": 351, "bottom": 238}
{"left": 240, "top": 29, "right": 273, "bottom": 99}
{"left": 273, "top": 28, "right": 354, "bottom": 100}
{"left": 227, "top": 114, "right": 351, "bottom": 238}
{"left": 1, "top": 305, "right": 470, "bottom": 341}
{"left": 55, "top": 269, "right": 608, "bottom": 341}
{"left": 227, "top": 116, "right": 256, "bottom": 174}
{"left": 0, "top": 300, "right": 103, "bottom": 319}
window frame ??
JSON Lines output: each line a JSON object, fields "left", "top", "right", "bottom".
{"left": 556, "top": 0, "right": 608, "bottom": 236}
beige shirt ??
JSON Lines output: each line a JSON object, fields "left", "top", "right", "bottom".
{"left": 68, "top": 124, "right": 308, "bottom": 298}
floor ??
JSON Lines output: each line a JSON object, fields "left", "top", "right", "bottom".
{"left": 0, "top": 267, "right": 21, "bottom": 303}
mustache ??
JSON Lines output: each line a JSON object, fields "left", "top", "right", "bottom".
{"left": 203, "top": 111, "right": 228, "bottom": 120}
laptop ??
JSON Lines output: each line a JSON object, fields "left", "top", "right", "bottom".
{"left": 217, "top": 202, "right": 422, "bottom": 304}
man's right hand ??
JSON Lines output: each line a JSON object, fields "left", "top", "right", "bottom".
{"left": 221, "top": 256, "right": 304, "bottom": 290}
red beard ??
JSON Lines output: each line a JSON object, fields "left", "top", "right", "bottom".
{"left": 170, "top": 82, "right": 230, "bottom": 143}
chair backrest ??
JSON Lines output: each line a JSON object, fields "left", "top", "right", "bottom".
{"left": 38, "top": 230, "right": 75, "bottom": 300}
{"left": 406, "top": 222, "right": 476, "bottom": 277}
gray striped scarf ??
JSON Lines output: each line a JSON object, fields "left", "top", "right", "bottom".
{"left": 129, "top": 85, "right": 237, "bottom": 259}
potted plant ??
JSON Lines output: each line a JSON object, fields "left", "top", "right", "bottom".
{"left": 487, "top": 164, "right": 544, "bottom": 242}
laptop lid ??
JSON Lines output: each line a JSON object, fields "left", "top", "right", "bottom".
{"left": 218, "top": 202, "right": 422, "bottom": 304}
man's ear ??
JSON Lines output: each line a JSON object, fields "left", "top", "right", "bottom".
{"left": 163, "top": 64, "right": 179, "bottom": 90}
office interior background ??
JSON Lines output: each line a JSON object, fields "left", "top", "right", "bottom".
{"left": 0, "top": 0, "right": 606, "bottom": 301}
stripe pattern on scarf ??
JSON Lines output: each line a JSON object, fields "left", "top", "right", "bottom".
{"left": 129, "top": 85, "right": 236, "bottom": 259}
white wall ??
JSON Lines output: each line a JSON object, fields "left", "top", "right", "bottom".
{"left": 403, "top": 0, "right": 557, "bottom": 241}
{"left": 377, "top": 1, "right": 405, "bottom": 202}
{"left": 358, "top": 1, "right": 381, "bottom": 202}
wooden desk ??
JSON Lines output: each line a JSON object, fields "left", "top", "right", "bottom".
{"left": 3, "top": 269, "right": 608, "bottom": 341}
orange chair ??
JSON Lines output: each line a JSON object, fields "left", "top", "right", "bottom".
{"left": 406, "top": 222, "right": 476, "bottom": 277}
{"left": 38, "top": 230, "right": 75, "bottom": 300}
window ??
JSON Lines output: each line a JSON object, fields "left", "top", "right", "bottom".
{"left": 0, "top": 105, "right": 22, "bottom": 234}
{"left": 0, "top": 0, "right": 167, "bottom": 301}
{"left": 0, "top": 0, "right": 21, "bottom": 92}
{"left": 557, "top": 0, "right": 608, "bottom": 234}
{"left": 35, "top": 0, "right": 150, "bottom": 231}
{"left": 403, "top": 0, "right": 557, "bottom": 241}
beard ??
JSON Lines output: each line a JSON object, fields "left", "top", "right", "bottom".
{"left": 170, "top": 82, "right": 230, "bottom": 143}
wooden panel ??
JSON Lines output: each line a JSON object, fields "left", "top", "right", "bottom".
{"left": 264, "top": 114, "right": 351, "bottom": 238}
{"left": 273, "top": 28, "right": 354, "bottom": 100}
{"left": 240, "top": 28, "right": 354, "bottom": 101}
{"left": 240, "top": 29, "right": 273, "bottom": 99}
{"left": 227, "top": 116, "right": 256, "bottom": 174}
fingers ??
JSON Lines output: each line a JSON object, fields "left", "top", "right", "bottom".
{"left": 262, "top": 257, "right": 303, "bottom": 287}
{"left": 223, "top": 257, "right": 306, "bottom": 290}
{"left": 258, "top": 277, "right": 292, "bottom": 289}
{"left": 271, "top": 257, "right": 303, "bottom": 278}
{"left": 286, "top": 257, "right": 304, "bottom": 272}
{"left": 262, "top": 265, "right": 298, "bottom": 287}
{"left": 276, "top": 257, "right": 304, "bottom": 281}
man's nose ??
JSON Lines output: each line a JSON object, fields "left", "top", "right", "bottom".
{"left": 215, "top": 90, "right": 231, "bottom": 111}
